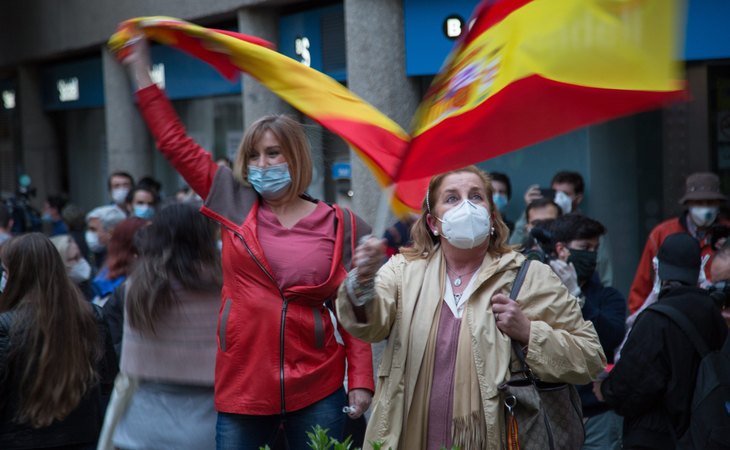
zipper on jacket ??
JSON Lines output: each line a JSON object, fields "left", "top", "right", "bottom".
{"left": 229, "top": 227, "right": 290, "bottom": 416}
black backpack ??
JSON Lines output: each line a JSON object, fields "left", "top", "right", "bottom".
{"left": 649, "top": 304, "right": 730, "bottom": 450}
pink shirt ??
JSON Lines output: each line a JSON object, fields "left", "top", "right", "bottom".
{"left": 257, "top": 201, "right": 335, "bottom": 289}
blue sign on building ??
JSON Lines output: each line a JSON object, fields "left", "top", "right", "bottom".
{"left": 149, "top": 44, "right": 242, "bottom": 100}
{"left": 331, "top": 161, "right": 352, "bottom": 180}
{"left": 41, "top": 37, "right": 244, "bottom": 110}
{"left": 279, "top": 4, "right": 347, "bottom": 82}
{"left": 403, "top": 0, "right": 479, "bottom": 76}
{"left": 404, "top": 0, "right": 730, "bottom": 76}
{"left": 42, "top": 56, "right": 105, "bottom": 110}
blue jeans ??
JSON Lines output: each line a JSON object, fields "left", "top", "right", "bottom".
{"left": 582, "top": 410, "right": 623, "bottom": 450}
{"left": 216, "top": 388, "right": 346, "bottom": 450}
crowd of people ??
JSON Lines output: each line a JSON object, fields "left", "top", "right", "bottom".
{"left": 0, "top": 34, "right": 729, "bottom": 450}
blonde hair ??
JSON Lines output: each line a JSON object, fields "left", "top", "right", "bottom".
{"left": 401, "top": 166, "right": 512, "bottom": 260}
{"left": 233, "top": 115, "right": 313, "bottom": 204}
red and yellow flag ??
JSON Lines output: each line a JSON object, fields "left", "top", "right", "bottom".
{"left": 109, "top": 17, "right": 416, "bottom": 215}
{"left": 110, "top": 0, "right": 685, "bottom": 216}
{"left": 398, "top": 0, "right": 685, "bottom": 181}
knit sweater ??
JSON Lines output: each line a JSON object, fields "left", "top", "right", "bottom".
{"left": 120, "top": 280, "right": 219, "bottom": 385}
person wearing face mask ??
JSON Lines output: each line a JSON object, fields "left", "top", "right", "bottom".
{"left": 547, "top": 214, "right": 626, "bottom": 450}
{"left": 489, "top": 171, "right": 514, "bottom": 232}
{"left": 595, "top": 233, "right": 728, "bottom": 450}
{"left": 628, "top": 172, "right": 730, "bottom": 314}
{"left": 125, "top": 186, "right": 158, "bottom": 220}
{"left": 85, "top": 205, "right": 127, "bottom": 271}
{"left": 117, "top": 37, "right": 374, "bottom": 450}
{"left": 337, "top": 166, "right": 606, "bottom": 450}
{"left": 509, "top": 171, "right": 614, "bottom": 287}
{"left": 42, "top": 195, "right": 69, "bottom": 237}
{"left": 108, "top": 171, "right": 135, "bottom": 210}
{"left": 50, "top": 234, "right": 95, "bottom": 300}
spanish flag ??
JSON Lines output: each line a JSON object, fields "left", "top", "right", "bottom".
{"left": 398, "top": 0, "right": 685, "bottom": 181}
{"left": 108, "top": 17, "right": 415, "bottom": 215}
{"left": 110, "top": 0, "right": 684, "bottom": 215}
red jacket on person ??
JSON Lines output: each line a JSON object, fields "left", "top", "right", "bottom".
{"left": 136, "top": 85, "right": 374, "bottom": 415}
{"left": 628, "top": 213, "right": 730, "bottom": 313}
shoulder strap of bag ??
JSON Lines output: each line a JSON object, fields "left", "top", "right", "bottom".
{"left": 339, "top": 206, "right": 371, "bottom": 272}
{"left": 509, "top": 260, "right": 532, "bottom": 300}
{"left": 341, "top": 207, "right": 354, "bottom": 272}
{"left": 508, "top": 260, "right": 533, "bottom": 374}
{"left": 648, "top": 303, "right": 710, "bottom": 357}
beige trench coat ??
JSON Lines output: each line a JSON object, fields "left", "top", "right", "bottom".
{"left": 336, "top": 249, "right": 606, "bottom": 450}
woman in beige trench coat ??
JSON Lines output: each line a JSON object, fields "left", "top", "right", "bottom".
{"left": 336, "top": 166, "right": 606, "bottom": 450}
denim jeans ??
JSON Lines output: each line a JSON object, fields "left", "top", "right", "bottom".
{"left": 216, "top": 388, "right": 346, "bottom": 450}
{"left": 582, "top": 410, "right": 623, "bottom": 450}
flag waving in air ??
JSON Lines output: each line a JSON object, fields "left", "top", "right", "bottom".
{"left": 399, "top": 0, "right": 685, "bottom": 181}
{"left": 109, "top": 16, "right": 415, "bottom": 215}
{"left": 109, "top": 0, "right": 685, "bottom": 215}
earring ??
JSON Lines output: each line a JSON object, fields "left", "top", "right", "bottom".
{"left": 490, "top": 226, "right": 495, "bottom": 235}
{"left": 433, "top": 229, "right": 439, "bottom": 236}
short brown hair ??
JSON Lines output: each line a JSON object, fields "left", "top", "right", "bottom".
{"left": 401, "top": 166, "right": 512, "bottom": 260}
{"left": 233, "top": 115, "right": 313, "bottom": 203}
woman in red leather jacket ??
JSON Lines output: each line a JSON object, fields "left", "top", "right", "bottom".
{"left": 119, "top": 37, "right": 374, "bottom": 450}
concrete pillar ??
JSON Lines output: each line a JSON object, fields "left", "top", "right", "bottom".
{"left": 344, "top": 0, "right": 420, "bottom": 222}
{"left": 237, "top": 7, "right": 291, "bottom": 130}
{"left": 102, "top": 49, "right": 151, "bottom": 180}
{"left": 17, "top": 65, "right": 61, "bottom": 209}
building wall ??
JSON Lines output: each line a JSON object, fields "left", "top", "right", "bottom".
{"left": 0, "top": 0, "right": 300, "bottom": 68}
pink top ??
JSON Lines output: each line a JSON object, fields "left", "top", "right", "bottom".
{"left": 257, "top": 201, "right": 335, "bottom": 289}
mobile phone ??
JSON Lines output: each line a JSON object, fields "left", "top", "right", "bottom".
{"left": 539, "top": 188, "right": 556, "bottom": 199}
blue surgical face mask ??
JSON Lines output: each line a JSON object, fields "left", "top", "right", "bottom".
{"left": 492, "top": 193, "right": 508, "bottom": 212}
{"left": 41, "top": 212, "right": 53, "bottom": 223}
{"left": 133, "top": 204, "right": 155, "bottom": 220}
{"left": 247, "top": 163, "right": 292, "bottom": 200}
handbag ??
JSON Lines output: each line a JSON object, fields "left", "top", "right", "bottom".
{"left": 498, "top": 260, "right": 585, "bottom": 450}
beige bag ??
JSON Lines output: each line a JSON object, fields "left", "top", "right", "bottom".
{"left": 96, "top": 373, "right": 139, "bottom": 450}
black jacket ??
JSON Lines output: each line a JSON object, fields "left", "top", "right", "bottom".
{"left": 577, "top": 274, "right": 627, "bottom": 417}
{"left": 600, "top": 285, "right": 727, "bottom": 449}
{"left": 0, "top": 305, "right": 118, "bottom": 449}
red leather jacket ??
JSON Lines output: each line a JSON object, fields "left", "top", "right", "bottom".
{"left": 628, "top": 213, "right": 730, "bottom": 313}
{"left": 137, "top": 85, "right": 374, "bottom": 415}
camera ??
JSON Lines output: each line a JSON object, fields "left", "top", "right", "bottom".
{"left": 521, "top": 224, "right": 555, "bottom": 263}
{"left": 538, "top": 187, "right": 556, "bottom": 200}
{"left": 708, "top": 282, "right": 730, "bottom": 310}
{"left": 3, "top": 175, "right": 41, "bottom": 233}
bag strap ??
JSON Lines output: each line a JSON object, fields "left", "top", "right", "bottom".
{"left": 648, "top": 303, "right": 710, "bottom": 357}
{"left": 509, "top": 260, "right": 532, "bottom": 300}
{"left": 340, "top": 207, "right": 355, "bottom": 272}
{"left": 508, "top": 260, "right": 533, "bottom": 374}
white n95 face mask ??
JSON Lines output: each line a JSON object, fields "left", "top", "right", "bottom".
{"left": 554, "top": 191, "right": 573, "bottom": 214}
{"left": 69, "top": 259, "right": 92, "bottom": 283}
{"left": 437, "top": 200, "right": 491, "bottom": 249}
{"left": 85, "top": 230, "right": 104, "bottom": 253}
{"left": 689, "top": 206, "right": 718, "bottom": 228}
{"left": 111, "top": 187, "right": 129, "bottom": 204}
